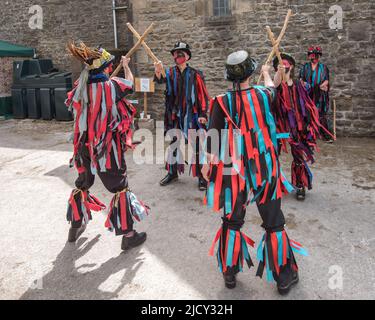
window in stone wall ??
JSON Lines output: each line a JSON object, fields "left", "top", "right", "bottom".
{"left": 213, "top": 0, "right": 231, "bottom": 16}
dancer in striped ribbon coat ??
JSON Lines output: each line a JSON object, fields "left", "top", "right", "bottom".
{"left": 202, "top": 51, "right": 307, "bottom": 295}
{"left": 65, "top": 42, "right": 149, "bottom": 249}
{"left": 154, "top": 41, "right": 210, "bottom": 190}
{"left": 273, "top": 53, "right": 326, "bottom": 201}
{"left": 299, "top": 46, "right": 332, "bottom": 142}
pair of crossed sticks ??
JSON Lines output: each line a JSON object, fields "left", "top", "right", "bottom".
{"left": 257, "top": 9, "right": 293, "bottom": 84}
{"left": 110, "top": 22, "right": 165, "bottom": 78}
{"left": 112, "top": 13, "right": 292, "bottom": 83}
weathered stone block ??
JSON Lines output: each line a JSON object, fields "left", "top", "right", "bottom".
{"left": 1, "top": 0, "right": 373, "bottom": 135}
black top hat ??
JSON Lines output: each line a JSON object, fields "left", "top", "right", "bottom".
{"left": 225, "top": 50, "right": 258, "bottom": 82}
{"left": 170, "top": 41, "right": 192, "bottom": 60}
{"left": 273, "top": 53, "right": 296, "bottom": 71}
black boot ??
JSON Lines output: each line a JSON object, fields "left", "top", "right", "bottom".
{"left": 159, "top": 173, "right": 178, "bottom": 186}
{"left": 223, "top": 267, "right": 237, "bottom": 289}
{"left": 322, "top": 131, "right": 334, "bottom": 143}
{"left": 121, "top": 231, "right": 147, "bottom": 250}
{"left": 323, "top": 137, "right": 334, "bottom": 144}
{"left": 68, "top": 224, "right": 86, "bottom": 243}
{"left": 274, "top": 263, "right": 299, "bottom": 296}
{"left": 296, "top": 186, "right": 306, "bottom": 201}
{"left": 198, "top": 178, "right": 207, "bottom": 191}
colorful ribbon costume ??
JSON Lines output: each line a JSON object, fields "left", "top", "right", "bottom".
{"left": 205, "top": 86, "right": 307, "bottom": 282}
{"left": 299, "top": 61, "right": 331, "bottom": 137}
{"left": 65, "top": 60, "right": 149, "bottom": 235}
{"left": 157, "top": 65, "right": 210, "bottom": 177}
{"left": 273, "top": 80, "right": 322, "bottom": 190}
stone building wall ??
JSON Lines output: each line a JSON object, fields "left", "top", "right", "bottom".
{"left": 0, "top": 0, "right": 132, "bottom": 79}
{"left": 0, "top": 57, "right": 18, "bottom": 96}
{"left": 130, "top": 0, "right": 375, "bottom": 136}
{"left": 0, "top": 0, "right": 374, "bottom": 136}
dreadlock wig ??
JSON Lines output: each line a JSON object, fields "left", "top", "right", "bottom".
{"left": 67, "top": 41, "right": 102, "bottom": 65}
{"left": 67, "top": 41, "right": 114, "bottom": 71}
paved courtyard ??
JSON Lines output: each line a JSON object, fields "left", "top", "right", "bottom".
{"left": 0, "top": 119, "right": 374, "bottom": 300}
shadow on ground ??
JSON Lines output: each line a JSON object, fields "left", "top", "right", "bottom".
{"left": 20, "top": 236, "right": 144, "bottom": 300}
{"left": 1, "top": 119, "right": 374, "bottom": 299}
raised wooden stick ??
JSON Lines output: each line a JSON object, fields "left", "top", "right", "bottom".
{"left": 266, "top": 26, "right": 285, "bottom": 82}
{"left": 127, "top": 22, "right": 166, "bottom": 78}
{"left": 257, "top": 9, "right": 292, "bottom": 84}
{"left": 110, "top": 23, "right": 155, "bottom": 78}
{"left": 333, "top": 99, "right": 337, "bottom": 140}
{"left": 144, "top": 92, "right": 148, "bottom": 116}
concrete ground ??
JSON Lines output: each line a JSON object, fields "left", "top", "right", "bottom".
{"left": 0, "top": 119, "right": 374, "bottom": 300}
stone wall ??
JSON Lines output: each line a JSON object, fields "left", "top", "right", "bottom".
{"left": 0, "top": 57, "right": 18, "bottom": 97}
{"left": 0, "top": 0, "right": 132, "bottom": 80}
{"left": 0, "top": 0, "right": 374, "bottom": 136}
{"left": 130, "top": 0, "right": 375, "bottom": 136}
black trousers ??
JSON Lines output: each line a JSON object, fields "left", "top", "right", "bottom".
{"left": 71, "top": 145, "right": 131, "bottom": 233}
{"left": 290, "top": 144, "right": 304, "bottom": 188}
{"left": 165, "top": 130, "right": 205, "bottom": 178}
{"left": 223, "top": 190, "right": 285, "bottom": 233}
{"left": 220, "top": 190, "right": 286, "bottom": 275}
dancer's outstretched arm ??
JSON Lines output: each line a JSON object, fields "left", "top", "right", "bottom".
{"left": 122, "top": 56, "right": 134, "bottom": 84}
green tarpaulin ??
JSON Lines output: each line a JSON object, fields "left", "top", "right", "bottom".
{"left": 0, "top": 40, "right": 35, "bottom": 57}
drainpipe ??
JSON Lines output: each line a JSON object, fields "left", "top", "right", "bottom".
{"left": 112, "top": 0, "right": 128, "bottom": 49}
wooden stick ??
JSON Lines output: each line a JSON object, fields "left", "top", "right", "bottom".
{"left": 126, "top": 22, "right": 166, "bottom": 78}
{"left": 333, "top": 99, "right": 337, "bottom": 140}
{"left": 269, "top": 9, "right": 292, "bottom": 60}
{"left": 126, "top": 23, "right": 154, "bottom": 58}
{"left": 257, "top": 9, "right": 292, "bottom": 84}
{"left": 144, "top": 92, "right": 148, "bottom": 117}
{"left": 266, "top": 26, "right": 285, "bottom": 82}
{"left": 110, "top": 23, "right": 155, "bottom": 78}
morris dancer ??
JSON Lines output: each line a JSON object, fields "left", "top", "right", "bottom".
{"left": 299, "top": 46, "right": 332, "bottom": 142}
{"left": 154, "top": 41, "right": 210, "bottom": 190}
{"left": 65, "top": 42, "right": 149, "bottom": 250}
{"left": 202, "top": 50, "right": 307, "bottom": 295}
{"left": 273, "top": 53, "right": 323, "bottom": 200}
